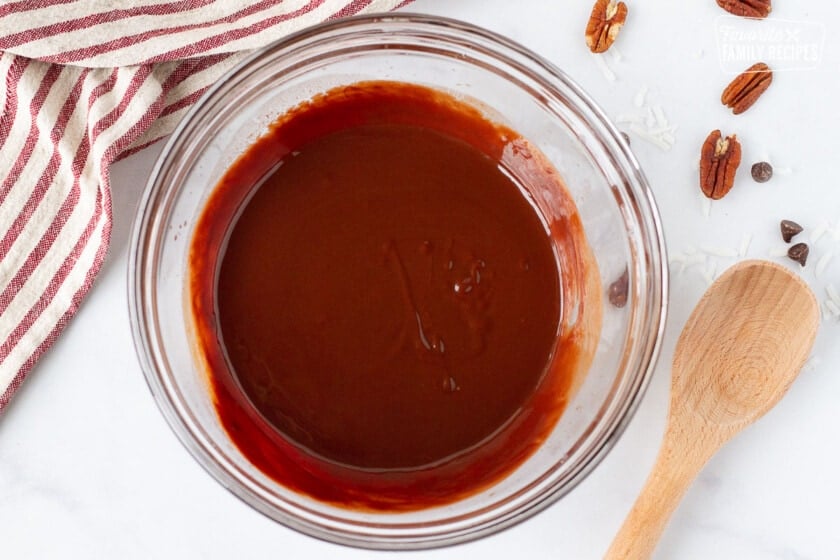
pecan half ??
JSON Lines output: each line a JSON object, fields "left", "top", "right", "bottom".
{"left": 700, "top": 130, "right": 742, "bottom": 200}
{"left": 722, "top": 62, "right": 773, "bottom": 114}
{"left": 585, "top": 0, "right": 628, "bottom": 53}
{"left": 717, "top": 0, "right": 772, "bottom": 18}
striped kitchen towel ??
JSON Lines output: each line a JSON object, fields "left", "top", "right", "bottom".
{"left": 0, "top": 0, "right": 409, "bottom": 412}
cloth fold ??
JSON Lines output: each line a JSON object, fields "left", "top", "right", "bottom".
{"left": 0, "top": 0, "right": 408, "bottom": 411}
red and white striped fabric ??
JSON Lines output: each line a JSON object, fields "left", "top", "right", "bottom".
{"left": 0, "top": 0, "right": 410, "bottom": 412}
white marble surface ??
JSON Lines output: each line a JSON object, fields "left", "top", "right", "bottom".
{"left": 3, "top": 1, "right": 839, "bottom": 558}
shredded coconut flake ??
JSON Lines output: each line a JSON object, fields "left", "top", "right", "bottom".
{"left": 592, "top": 53, "right": 616, "bottom": 82}
{"left": 810, "top": 223, "right": 828, "bottom": 244}
{"left": 826, "top": 299, "right": 840, "bottom": 317}
{"left": 629, "top": 124, "right": 673, "bottom": 151}
{"left": 645, "top": 107, "right": 657, "bottom": 128}
{"left": 769, "top": 246, "right": 790, "bottom": 257}
{"left": 616, "top": 113, "right": 644, "bottom": 124}
{"left": 616, "top": 88, "right": 676, "bottom": 152}
{"left": 739, "top": 234, "right": 753, "bottom": 257}
{"left": 702, "top": 246, "right": 739, "bottom": 258}
{"left": 701, "top": 264, "right": 716, "bottom": 285}
{"left": 685, "top": 256, "right": 706, "bottom": 274}
{"left": 804, "top": 356, "right": 822, "bottom": 372}
{"left": 652, "top": 105, "right": 668, "bottom": 129}
{"left": 827, "top": 284, "right": 840, "bottom": 306}
{"left": 634, "top": 85, "right": 648, "bottom": 108}
{"left": 816, "top": 252, "right": 833, "bottom": 278}
{"left": 609, "top": 46, "right": 623, "bottom": 63}
{"left": 672, "top": 253, "right": 706, "bottom": 275}
{"left": 645, "top": 125, "right": 676, "bottom": 136}
{"left": 701, "top": 196, "right": 712, "bottom": 219}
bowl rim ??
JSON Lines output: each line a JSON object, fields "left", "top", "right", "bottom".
{"left": 128, "top": 11, "right": 669, "bottom": 550}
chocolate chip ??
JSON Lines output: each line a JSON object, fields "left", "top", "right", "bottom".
{"left": 780, "top": 219, "right": 803, "bottom": 243}
{"left": 751, "top": 161, "right": 773, "bottom": 183}
{"left": 750, "top": 161, "right": 773, "bottom": 183}
{"left": 608, "top": 268, "right": 629, "bottom": 308}
{"left": 787, "top": 243, "right": 809, "bottom": 267}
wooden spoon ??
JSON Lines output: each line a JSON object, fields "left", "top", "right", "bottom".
{"left": 605, "top": 260, "right": 819, "bottom": 560}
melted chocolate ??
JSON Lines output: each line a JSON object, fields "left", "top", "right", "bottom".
{"left": 190, "top": 81, "right": 589, "bottom": 511}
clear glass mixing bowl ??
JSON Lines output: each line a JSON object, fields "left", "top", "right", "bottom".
{"left": 129, "top": 13, "right": 667, "bottom": 549}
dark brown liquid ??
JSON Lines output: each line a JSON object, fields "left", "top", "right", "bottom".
{"left": 219, "top": 122, "right": 559, "bottom": 469}
{"left": 190, "top": 82, "right": 588, "bottom": 510}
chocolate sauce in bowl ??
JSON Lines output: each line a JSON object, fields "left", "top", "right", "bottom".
{"left": 189, "top": 81, "right": 595, "bottom": 511}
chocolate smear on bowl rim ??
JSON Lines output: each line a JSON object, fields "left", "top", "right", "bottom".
{"left": 620, "top": 131, "right": 631, "bottom": 146}
{"left": 608, "top": 267, "right": 629, "bottom": 308}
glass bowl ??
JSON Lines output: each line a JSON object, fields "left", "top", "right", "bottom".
{"left": 128, "top": 13, "right": 667, "bottom": 549}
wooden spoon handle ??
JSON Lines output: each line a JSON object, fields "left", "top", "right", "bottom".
{"left": 604, "top": 421, "right": 716, "bottom": 560}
